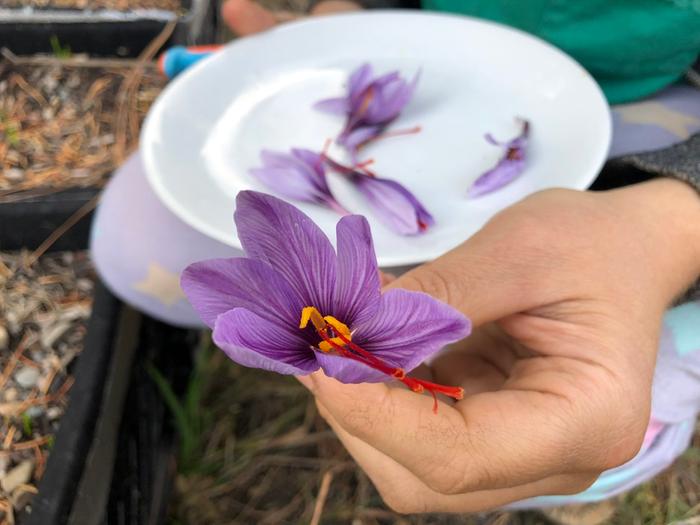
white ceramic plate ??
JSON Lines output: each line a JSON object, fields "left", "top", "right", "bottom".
{"left": 142, "top": 11, "right": 611, "bottom": 268}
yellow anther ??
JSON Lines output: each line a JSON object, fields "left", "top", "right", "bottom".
{"left": 319, "top": 337, "right": 346, "bottom": 353}
{"left": 299, "top": 306, "right": 327, "bottom": 331}
{"left": 299, "top": 308, "right": 353, "bottom": 353}
{"left": 322, "top": 316, "right": 351, "bottom": 340}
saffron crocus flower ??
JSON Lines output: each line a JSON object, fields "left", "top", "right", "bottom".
{"left": 315, "top": 63, "right": 419, "bottom": 159}
{"left": 325, "top": 157, "right": 434, "bottom": 235}
{"left": 468, "top": 119, "right": 530, "bottom": 198}
{"left": 181, "top": 191, "right": 469, "bottom": 408}
{"left": 249, "top": 148, "right": 347, "bottom": 214}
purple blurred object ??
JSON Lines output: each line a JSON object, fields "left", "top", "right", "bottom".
{"left": 468, "top": 119, "right": 530, "bottom": 198}
{"left": 249, "top": 148, "right": 348, "bottom": 214}
{"left": 325, "top": 156, "right": 434, "bottom": 236}
{"left": 315, "top": 63, "right": 419, "bottom": 160}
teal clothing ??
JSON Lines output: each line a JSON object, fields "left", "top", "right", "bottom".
{"left": 422, "top": 0, "right": 700, "bottom": 103}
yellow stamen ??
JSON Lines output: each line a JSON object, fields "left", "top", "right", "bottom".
{"left": 299, "top": 306, "right": 326, "bottom": 331}
{"left": 323, "top": 316, "right": 351, "bottom": 339}
{"left": 319, "top": 337, "right": 346, "bottom": 353}
{"left": 299, "top": 307, "right": 353, "bottom": 353}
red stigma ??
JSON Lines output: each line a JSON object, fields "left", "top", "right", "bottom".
{"left": 312, "top": 322, "right": 463, "bottom": 413}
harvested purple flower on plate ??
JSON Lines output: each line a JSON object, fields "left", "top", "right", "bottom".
{"left": 181, "top": 191, "right": 469, "bottom": 411}
{"left": 468, "top": 118, "right": 530, "bottom": 198}
{"left": 324, "top": 156, "right": 434, "bottom": 236}
{"left": 249, "top": 148, "right": 348, "bottom": 214}
{"left": 315, "top": 63, "right": 420, "bottom": 159}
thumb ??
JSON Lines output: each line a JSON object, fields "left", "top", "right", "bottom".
{"left": 386, "top": 223, "right": 554, "bottom": 327}
{"left": 221, "top": 0, "right": 283, "bottom": 36}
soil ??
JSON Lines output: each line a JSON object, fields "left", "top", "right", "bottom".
{"left": 0, "top": 250, "right": 94, "bottom": 524}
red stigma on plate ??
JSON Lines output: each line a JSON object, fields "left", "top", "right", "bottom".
{"left": 358, "top": 125, "right": 422, "bottom": 151}
{"left": 506, "top": 147, "right": 522, "bottom": 161}
{"left": 355, "top": 159, "right": 375, "bottom": 170}
{"left": 300, "top": 306, "right": 464, "bottom": 413}
{"left": 357, "top": 87, "right": 375, "bottom": 118}
{"left": 417, "top": 219, "right": 429, "bottom": 232}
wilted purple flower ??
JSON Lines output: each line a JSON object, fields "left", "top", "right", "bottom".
{"left": 181, "top": 191, "right": 469, "bottom": 407}
{"left": 325, "top": 156, "right": 434, "bottom": 236}
{"left": 249, "top": 148, "right": 347, "bottom": 214}
{"left": 468, "top": 119, "right": 530, "bottom": 198}
{"left": 315, "top": 63, "right": 419, "bottom": 159}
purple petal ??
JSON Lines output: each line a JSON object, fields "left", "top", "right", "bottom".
{"left": 316, "top": 288, "right": 471, "bottom": 384}
{"left": 333, "top": 215, "right": 381, "bottom": 326}
{"left": 484, "top": 133, "right": 502, "bottom": 146}
{"left": 348, "top": 63, "right": 374, "bottom": 104}
{"left": 467, "top": 157, "right": 527, "bottom": 198}
{"left": 315, "top": 351, "right": 386, "bottom": 383}
{"left": 469, "top": 119, "right": 530, "bottom": 198}
{"left": 291, "top": 148, "right": 325, "bottom": 176}
{"left": 235, "top": 191, "right": 337, "bottom": 314}
{"left": 354, "top": 288, "right": 471, "bottom": 374}
{"left": 250, "top": 149, "right": 334, "bottom": 205}
{"left": 353, "top": 174, "right": 434, "bottom": 236}
{"left": 339, "top": 126, "right": 383, "bottom": 151}
{"left": 214, "top": 308, "right": 319, "bottom": 375}
{"left": 250, "top": 167, "right": 329, "bottom": 203}
{"left": 365, "top": 71, "right": 419, "bottom": 124}
{"left": 314, "top": 97, "right": 349, "bottom": 115}
{"left": 181, "top": 257, "right": 304, "bottom": 329}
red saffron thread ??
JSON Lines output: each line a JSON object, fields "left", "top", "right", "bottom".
{"left": 313, "top": 322, "right": 463, "bottom": 413}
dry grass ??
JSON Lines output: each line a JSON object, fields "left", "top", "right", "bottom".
{"left": 166, "top": 348, "right": 700, "bottom": 525}
{"left": 0, "top": 55, "right": 165, "bottom": 203}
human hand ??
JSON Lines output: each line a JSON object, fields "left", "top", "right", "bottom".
{"left": 298, "top": 178, "right": 700, "bottom": 512}
{"left": 221, "top": 0, "right": 362, "bottom": 37}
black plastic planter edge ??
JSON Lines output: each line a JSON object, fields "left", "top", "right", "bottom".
{"left": 0, "top": 0, "right": 216, "bottom": 57}
{"left": 66, "top": 306, "right": 142, "bottom": 525}
{"left": 0, "top": 187, "right": 99, "bottom": 253}
{"left": 21, "top": 283, "right": 136, "bottom": 525}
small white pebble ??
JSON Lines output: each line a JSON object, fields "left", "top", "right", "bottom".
{"left": 46, "top": 407, "right": 63, "bottom": 420}
{"left": 1, "top": 460, "right": 34, "bottom": 493}
{"left": 15, "top": 367, "right": 40, "bottom": 389}
{"left": 4, "top": 169, "right": 25, "bottom": 182}
{"left": 4, "top": 388, "right": 18, "bottom": 402}
{"left": 25, "top": 406, "right": 43, "bottom": 418}
{"left": 0, "top": 324, "right": 8, "bottom": 351}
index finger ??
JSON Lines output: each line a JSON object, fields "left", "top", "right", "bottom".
{"left": 306, "top": 370, "right": 588, "bottom": 496}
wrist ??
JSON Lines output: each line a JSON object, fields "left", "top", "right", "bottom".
{"left": 608, "top": 178, "right": 700, "bottom": 302}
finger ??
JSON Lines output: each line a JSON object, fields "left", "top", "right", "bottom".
{"left": 221, "top": 0, "right": 284, "bottom": 36}
{"left": 318, "top": 399, "right": 598, "bottom": 513}
{"left": 307, "top": 370, "right": 586, "bottom": 495}
{"left": 379, "top": 270, "right": 397, "bottom": 287}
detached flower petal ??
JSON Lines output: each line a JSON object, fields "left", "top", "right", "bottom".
{"left": 352, "top": 173, "right": 434, "bottom": 235}
{"left": 315, "top": 63, "right": 419, "bottom": 158}
{"left": 249, "top": 148, "right": 346, "bottom": 213}
{"left": 323, "top": 156, "right": 433, "bottom": 235}
{"left": 183, "top": 191, "right": 469, "bottom": 407}
{"left": 468, "top": 119, "right": 530, "bottom": 198}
